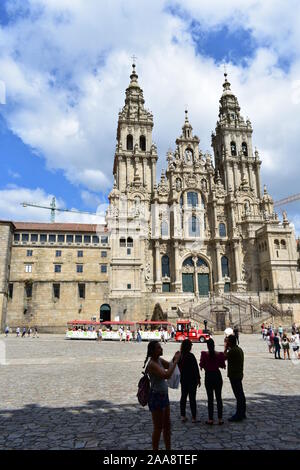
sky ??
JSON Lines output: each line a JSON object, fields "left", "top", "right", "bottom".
{"left": 0, "top": 0, "right": 300, "bottom": 233}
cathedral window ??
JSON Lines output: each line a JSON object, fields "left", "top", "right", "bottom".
{"left": 197, "top": 257, "right": 208, "bottom": 267}
{"left": 230, "top": 141, "right": 237, "bottom": 156}
{"left": 127, "top": 237, "right": 133, "bottom": 247}
{"left": 162, "top": 255, "right": 170, "bottom": 278}
{"left": 264, "top": 279, "right": 269, "bottom": 291}
{"left": 8, "top": 283, "right": 13, "bottom": 299}
{"left": 25, "top": 283, "right": 32, "bottom": 298}
{"left": 274, "top": 239, "right": 280, "bottom": 250}
{"left": 187, "top": 192, "right": 198, "bottom": 207}
{"left": 162, "top": 282, "right": 170, "bottom": 292}
{"left": 281, "top": 240, "right": 287, "bottom": 249}
{"left": 78, "top": 283, "right": 85, "bottom": 298}
{"left": 161, "top": 221, "right": 168, "bottom": 237}
{"left": 219, "top": 223, "right": 226, "bottom": 237}
{"left": 53, "top": 284, "right": 60, "bottom": 299}
{"left": 189, "top": 216, "right": 200, "bottom": 236}
{"left": 120, "top": 238, "right": 126, "bottom": 247}
{"left": 183, "top": 257, "right": 194, "bottom": 267}
{"left": 66, "top": 234, "right": 73, "bottom": 243}
{"left": 180, "top": 195, "right": 183, "bottom": 207}
{"left": 139, "top": 135, "right": 146, "bottom": 151}
{"left": 242, "top": 142, "right": 248, "bottom": 156}
{"left": 221, "top": 256, "right": 229, "bottom": 277}
{"left": 127, "top": 134, "right": 133, "bottom": 150}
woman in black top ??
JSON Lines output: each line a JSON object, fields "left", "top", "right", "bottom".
{"left": 178, "top": 339, "right": 200, "bottom": 423}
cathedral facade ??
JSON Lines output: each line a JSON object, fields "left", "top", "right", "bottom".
{"left": 0, "top": 65, "right": 300, "bottom": 332}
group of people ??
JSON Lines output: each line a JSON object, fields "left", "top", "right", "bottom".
{"left": 4, "top": 326, "right": 39, "bottom": 338}
{"left": 261, "top": 323, "right": 300, "bottom": 360}
{"left": 143, "top": 335, "right": 246, "bottom": 450}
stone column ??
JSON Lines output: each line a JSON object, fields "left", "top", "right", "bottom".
{"left": 193, "top": 256, "right": 198, "bottom": 295}
{"left": 173, "top": 241, "right": 181, "bottom": 292}
{"left": 155, "top": 241, "right": 162, "bottom": 292}
{"left": 248, "top": 163, "right": 254, "bottom": 190}
{"left": 255, "top": 162, "right": 261, "bottom": 198}
{"left": 234, "top": 243, "right": 241, "bottom": 282}
{"left": 216, "top": 246, "right": 222, "bottom": 283}
{"left": 151, "top": 158, "right": 157, "bottom": 192}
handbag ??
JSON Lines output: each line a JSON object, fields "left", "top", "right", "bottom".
{"left": 167, "top": 362, "right": 180, "bottom": 389}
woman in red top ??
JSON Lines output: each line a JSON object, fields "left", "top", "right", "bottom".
{"left": 200, "top": 338, "right": 226, "bottom": 425}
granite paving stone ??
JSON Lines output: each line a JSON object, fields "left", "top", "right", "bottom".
{"left": 0, "top": 333, "right": 299, "bottom": 450}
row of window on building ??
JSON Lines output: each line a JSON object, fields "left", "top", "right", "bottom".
{"left": 126, "top": 134, "right": 146, "bottom": 151}
{"left": 258, "top": 239, "right": 287, "bottom": 252}
{"left": 230, "top": 141, "right": 248, "bottom": 157}
{"left": 24, "top": 264, "right": 108, "bottom": 274}
{"left": 14, "top": 233, "right": 109, "bottom": 244}
{"left": 9, "top": 282, "right": 90, "bottom": 300}
{"left": 25, "top": 250, "right": 108, "bottom": 258}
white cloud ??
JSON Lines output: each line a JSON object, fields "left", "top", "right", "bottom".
{"left": 0, "top": 0, "right": 299, "bottom": 221}
{"left": 0, "top": 186, "right": 105, "bottom": 224}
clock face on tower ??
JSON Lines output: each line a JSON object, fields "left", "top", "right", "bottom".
{"left": 185, "top": 148, "right": 193, "bottom": 164}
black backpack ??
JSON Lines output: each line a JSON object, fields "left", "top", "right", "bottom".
{"left": 137, "top": 369, "right": 150, "bottom": 407}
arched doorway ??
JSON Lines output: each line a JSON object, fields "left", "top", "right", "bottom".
{"left": 100, "top": 304, "right": 111, "bottom": 322}
{"left": 181, "top": 256, "right": 211, "bottom": 295}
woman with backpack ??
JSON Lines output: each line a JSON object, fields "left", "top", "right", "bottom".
{"left": 200, "top": 338, "right": 226, "bottom": 425}
{"left": 143, "top": 340, "right": 180, "bottom": 450}
{"left": 178, "top": 339, "right": 200, "bottom": 423}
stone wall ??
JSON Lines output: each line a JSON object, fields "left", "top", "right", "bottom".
{"left": 0, "top": 223, "right": 13, "bottom": 330}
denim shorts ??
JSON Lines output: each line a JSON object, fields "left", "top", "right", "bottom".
{"left": 148, "top": 390, "right": 169, "bottom": 412}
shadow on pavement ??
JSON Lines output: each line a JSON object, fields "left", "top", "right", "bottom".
{"left": 0, "top": 392, "right": 300, "bottom": 450}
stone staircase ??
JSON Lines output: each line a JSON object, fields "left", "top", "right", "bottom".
{"left": 177, "top": 294, "right": 274, "bottom": 333}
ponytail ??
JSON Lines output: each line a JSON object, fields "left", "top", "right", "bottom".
{"left": 143, "top": 340, "right": 159, "bottom": 369}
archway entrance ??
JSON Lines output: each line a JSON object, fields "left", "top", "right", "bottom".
{"left": 100, "top": 304, "right": 111, "bottom": 322}
{"left": 182, "top": 256, "right": 211, "bottom": 295}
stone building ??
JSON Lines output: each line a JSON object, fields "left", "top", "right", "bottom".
{"left": 1, "top": 65, "right": 300, "bottom": 332}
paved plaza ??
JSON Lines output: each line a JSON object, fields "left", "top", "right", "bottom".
{"left": 0, "top": 333, "right": 299, "bottom": 450}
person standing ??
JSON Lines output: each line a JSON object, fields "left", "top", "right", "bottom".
{"left": 278, "top": 325, "right": 283, "bottom": 339}
{"left": 171, "top": 326, "right": 175, "bottom": 340}
{"left": 281, "top": 333, "right": 290, "bottom": 360}
{"left": 22, "top": 327, "right": 26, "bottom": 338}
{"left": 200, "top": 338, "right": 226, "bottom": 425}
{"left": 233, "top": 325, "right": 239, "bottom": 345}
{"left": 137, "top": 329, "right": 142, "bottom": 343}
{"left": 4, "top": 325, "right": 9, "bottom": 337}
{"left": 33, "top": 327, "right": 39, "bottom": 338}
{"left": 98, "top": 328, "right": 103, "bottom": 342}
{"left": 273, "top": 333, "right": 281, "bottom": 359}
{"left": 178, "top": 339, "right": 200, "bottom": 423}
{"left": 224, "top": 335, "right": 246, "bottom": 422}
{"left": 144, "top": 340, "right": 180, "bottom": 450}
{"left": 16, "top": 327, "right": 20, "bottom": 338}
{"left": 291, "top": 331, "right": 300, "bottom": 359}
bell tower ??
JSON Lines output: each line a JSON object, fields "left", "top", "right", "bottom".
{"left": 112, "top": 63, "right": 158, "bottom": 194}
{"left": 211, "top": 73, "right": 261, "bottom": 198}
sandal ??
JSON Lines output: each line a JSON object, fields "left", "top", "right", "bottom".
{"left": 192, "top": 418, "right": 197, "bottom": 423}
{"left": 205, "top": 420, "right": 214, "bottom": 425}
{"left": 218, "top": 420, "right": 224, "bottom": 425}
{"left": 181, "top": 417, "right": 187, "bottom": 422}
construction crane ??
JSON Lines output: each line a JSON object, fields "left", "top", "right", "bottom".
{"left": 273, "top": 193, "right": 300, "bottom": 208}
{"left": 21, "top": 197, "right": 100, "bottom": 223}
